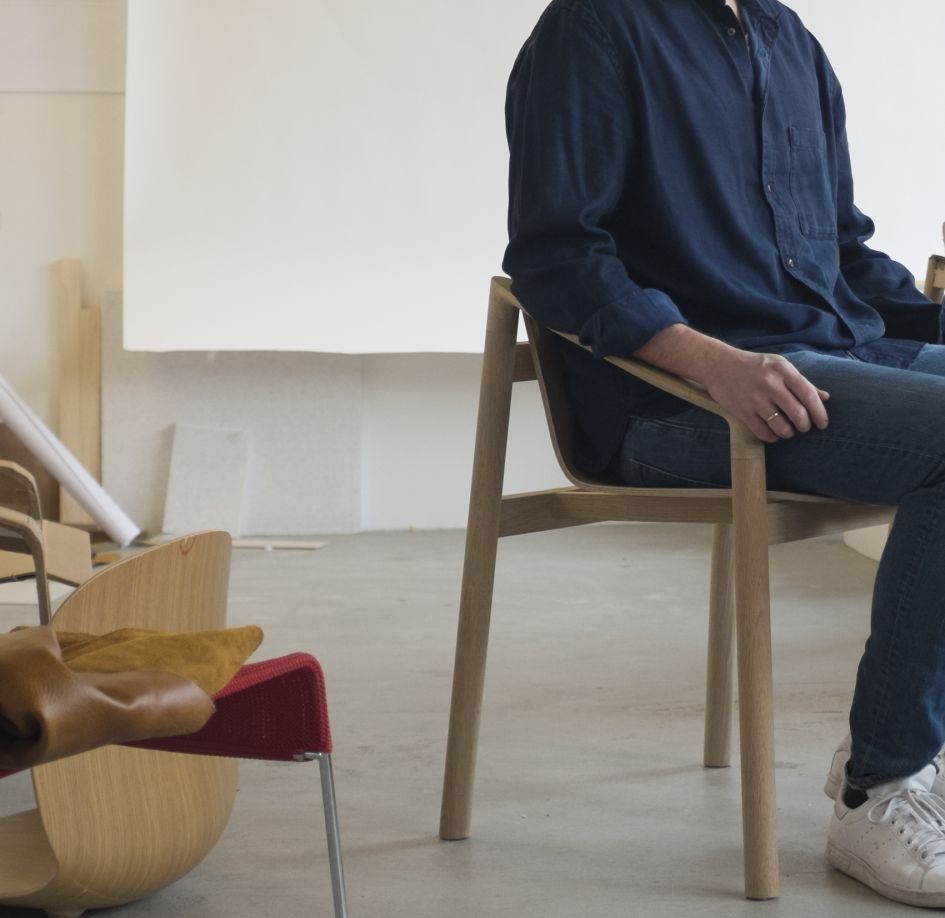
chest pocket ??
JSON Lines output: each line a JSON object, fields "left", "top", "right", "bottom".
{"left": 788, "top": 126, "right": 836, "bottom": 240}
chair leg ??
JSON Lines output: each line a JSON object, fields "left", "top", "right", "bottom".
{"left": 704, "top": 523, "right": 735, "bottom": 767}
{"left": 439, "top": 284, "right": 519, "bottom": 841}
{"left": 730, "top": 434, "right": 779, "bottom": 900}
{"left": 314, "top": 753, "right": 349, "bottom": 918}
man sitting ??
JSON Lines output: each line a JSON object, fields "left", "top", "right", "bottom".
{"left": 503, "top": 0, "right": 945, "bottom": 906}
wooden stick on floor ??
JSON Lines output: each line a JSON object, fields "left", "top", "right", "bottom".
{"left": 55, "top": 260, "right": 101, "bottom": 527}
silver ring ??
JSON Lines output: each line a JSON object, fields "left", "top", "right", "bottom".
{"left": 765, "top": 411, "right": 781, "bottom": 423}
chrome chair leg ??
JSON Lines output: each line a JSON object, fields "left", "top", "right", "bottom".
{"left": 300, "top": 752, "right": 349, "bottom": 918}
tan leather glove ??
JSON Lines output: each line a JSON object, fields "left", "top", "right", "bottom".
{"left": 0, "top": 626, "right": 215, "bottom": 770}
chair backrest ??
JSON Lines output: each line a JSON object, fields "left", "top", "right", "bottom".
{"left": 489, "top": 277, "right": 628, "bottom": 492}
{"left": 521, "top": 311, "right": 575, "bottom": 473}
{"left": 26, "top": 532, "right": 239, "bottom": 912}
{"left": 0, "top": 461, "right": 42, "bottom": 518}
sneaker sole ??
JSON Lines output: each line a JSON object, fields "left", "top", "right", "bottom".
{"left": 826, "top": 839, "right": 945, "bottom": 908}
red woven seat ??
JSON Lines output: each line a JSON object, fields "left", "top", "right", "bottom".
{"left": 130, "top": 652, "right": 332, "bottom": 760}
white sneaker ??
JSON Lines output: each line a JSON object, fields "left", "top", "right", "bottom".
{"left": 827, "top": 765, "right": 945, "bottom": 907}
{"left": 824, "top": 734, "right": 945, "bottom": 800}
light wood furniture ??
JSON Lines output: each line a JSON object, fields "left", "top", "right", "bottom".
{"left": 55, "top": 259, "right": 102, "bottom": 528}
{"left": 0, "top": 530, "right": 236, "bottom": 918}
{"left": 439, "top": 276, "right": 896, "bottom": 900}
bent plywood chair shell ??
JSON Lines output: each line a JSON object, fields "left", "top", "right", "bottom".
{"left": 0, "top": 532, "right": 238, "bottom": 917}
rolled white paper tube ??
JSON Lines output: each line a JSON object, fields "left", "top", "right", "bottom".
{"left": 0, "top": 376, "right": 140, "bottom": 546}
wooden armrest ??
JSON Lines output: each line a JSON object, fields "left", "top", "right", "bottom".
{"left": 496, "top": 273, "right": 759, "bottom": 451}
{"left": 0, "top": 461, "right": 42, "bottom": 520}
{"left": 552, "top": 330, "right": 736, "bottom": 423}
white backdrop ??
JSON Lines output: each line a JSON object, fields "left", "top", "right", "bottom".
{"left": 124, "top": 0, "right": 549, "bottom": 353}
{"left": 123, "top": 0, "right": 945, "bottom": 354}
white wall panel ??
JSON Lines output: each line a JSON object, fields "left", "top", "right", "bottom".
{"left": 359, "top": 354, "right": 568, "bottom": 531}
{"left": 0, "top": 94, "right": 123, "bottom": 427}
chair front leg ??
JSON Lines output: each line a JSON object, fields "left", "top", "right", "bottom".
{"left": 313, "top": 753, "right": 348, "bottom": 918}
{"left": 439, "top": 283, "right": 519, "bottom": 841}
{"left": 729, "top": 428, "right": 779, "bottom": 900}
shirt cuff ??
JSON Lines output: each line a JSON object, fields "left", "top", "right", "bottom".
{"left": 578, "top": 287, "right": 688, "bottom": 358}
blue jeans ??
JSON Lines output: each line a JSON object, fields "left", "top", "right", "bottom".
{"left": 615, "top": 344, "right": 945, "bottom": 789}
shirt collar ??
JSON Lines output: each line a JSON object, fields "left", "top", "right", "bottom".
{"left": 694, "top": 0, "right": 782, "bottom": 24}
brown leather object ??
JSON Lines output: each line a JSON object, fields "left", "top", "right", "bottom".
{"left": 0, "top": 626, "right": 215, "bottom": 771}
{"left": 57, "top": 625, "right": 264, "bottom": 696}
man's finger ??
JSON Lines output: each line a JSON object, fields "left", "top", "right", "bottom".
{"left": 760, "top": 382, "right": 810, "bottom": 434}
{"left": 785, "top": 375, "right": 829, "bottom": 430}
{"left": 754, "top": 397, "right": 798, "bottom": 438}
{"left": 775, "top": 395, "right": 812, "bottom": 433}
{"left": 768, "top": 412, "right": 796, "bottom": 438}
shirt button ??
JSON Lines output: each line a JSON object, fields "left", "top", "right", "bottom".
{"left": 727, "top": 26, "right": 738, "bottom": 36}
{"left": 766, "top": 182, "right": 774, "bottom": 193}
{"left": 786, "top": 256, "right": 797, "bottom": 268}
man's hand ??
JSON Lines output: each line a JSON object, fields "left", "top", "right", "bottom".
{"left": 699, "top": 348, "right": 829, "bottom": 443}
{"left": 633, "top": 324, "right": 829, "bottom": 443}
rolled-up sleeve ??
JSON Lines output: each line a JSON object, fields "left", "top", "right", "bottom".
{"left": 502, "top": 2, "right": 687, "bottom": 358}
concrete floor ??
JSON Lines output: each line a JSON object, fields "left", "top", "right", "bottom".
{"left": 0, "top": 523, "right": 923, "bottom": 917}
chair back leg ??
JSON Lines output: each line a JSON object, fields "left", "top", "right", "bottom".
{"left": 314, "top": 754, "right": 348, "bottom": 918}
{"left": 439, "top": 282, "right": 520, "bottom": 840}
{"left": 704, "top": 523, "right": 735, "bottom": 767}
{"left": 729, "top": 432, "right": 779, "bottom": 899}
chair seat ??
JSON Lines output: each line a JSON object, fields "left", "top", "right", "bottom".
{"left": 129, "top": 652, "right": 332, "bottom": 760}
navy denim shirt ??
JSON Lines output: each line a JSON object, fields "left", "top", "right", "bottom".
{"left": 503, "top": 0, "right": 944, "bottom": 473}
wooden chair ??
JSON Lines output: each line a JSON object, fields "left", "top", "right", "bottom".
{"left": 0, "top": 530, "right": 237, "bottom": 918}
{"left": 439, "top": 276, "right": 898, "bottom": 900}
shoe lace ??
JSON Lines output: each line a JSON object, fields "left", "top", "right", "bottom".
{"left": 869, "top": 788, "right": 945, "bottom": 865}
